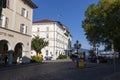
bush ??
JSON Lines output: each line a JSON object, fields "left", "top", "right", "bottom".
{"left": 31, "top": 55, "right": 43, "bottom": 63}
{"left": 57, "top": 54, "right": 67, "bottom": 59}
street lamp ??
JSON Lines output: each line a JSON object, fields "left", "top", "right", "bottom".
{"left": 74, "top": 40, "right": 81, "bottom": 54}
{"left": 74, "top": 40, "right": 84, "bottom": 67}
{"left": 110, "top": 39, "right": 116, "bottom": 73}
{"left": 94, "top": 44, "right": 99, "bottom": 63}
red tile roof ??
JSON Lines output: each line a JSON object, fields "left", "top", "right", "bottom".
{"left": 33, "top": 19, "right": 71, "bottom": 36}
{"left": 33, "top": 20, "right": 56, "bottom": 23}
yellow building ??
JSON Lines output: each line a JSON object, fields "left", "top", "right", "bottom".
{"left": 0, "top": 0, "right": 37, "bottom": 64}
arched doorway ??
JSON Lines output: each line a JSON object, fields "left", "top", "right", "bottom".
{"left": 13, "top": 43, "right": 23, "bottom": 64}
{"left": 0, "top": 40, "right": 9, "bottom": 64}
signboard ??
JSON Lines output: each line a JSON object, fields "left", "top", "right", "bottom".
{"left": 0, "top": 31, "right": 14, "bottom": 37}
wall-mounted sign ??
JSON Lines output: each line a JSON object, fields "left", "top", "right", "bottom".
{"left": 0, "top": 31, "right": 14, "bottom": 37}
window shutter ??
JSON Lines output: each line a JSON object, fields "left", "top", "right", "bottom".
{"left": 1, "top": 15, "right": 6, "bottom": 27}
{"left": 20, "top": 24, "right": 24, "bottom": 33}
{"left": 25, "top": 26, "right": 27, "bottom": 34}
{"left": 23, "top": 25, "right": 26, "bottom": 34}
{"left": 6, "top": 0, "right": 9, "bottom": 8}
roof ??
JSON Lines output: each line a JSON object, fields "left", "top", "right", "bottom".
{"left": 64, "top": 27, "right": 70, "bottom": 33}
{"left": 22, "top": 0, "right": 37, "bottom": 8}
{"left": 33, "top": 19, "right": 72, "bottom": 36}
{"left": 33, "top": 19, "right": 65, "bottom": 29}
{"left": 33, "top": 20, "right": 56, "bottom": 23}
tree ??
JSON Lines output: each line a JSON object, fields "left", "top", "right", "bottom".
{"left": 89, "top": 49, "right": 95, "bottom": 56}
{"left": 31, "top": 36, "right": 48, "bottom": 55}
{"left": 82, "top": 0, "right": 120, "bottom": 52}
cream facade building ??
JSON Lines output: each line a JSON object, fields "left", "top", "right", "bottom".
{"left": 32, "top": 20, "right": 72, "bottom": 60}
{"left": 0, "top": 0, "right": 37, "bottom": 64}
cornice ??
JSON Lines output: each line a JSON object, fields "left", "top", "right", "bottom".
{"left": 22, "top": 0, "right": 37, "bottom": 8}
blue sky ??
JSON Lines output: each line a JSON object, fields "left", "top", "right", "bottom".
{"left": 32, "top": 0, "right": 99, "bottom": 49}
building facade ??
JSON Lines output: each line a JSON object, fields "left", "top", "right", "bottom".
{"left": 0, "top": 0, "right": 37, "bottom": 64}
{"left": 32, "top": 20, "right": 72, "bottom": 60}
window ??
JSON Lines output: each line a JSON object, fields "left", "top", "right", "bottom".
{"left": 37, "top": 27, "right": 40, "bottom": 36}
{"left": 20, "top": 24, "right": 27, "bottom": 34}
{"left": 1, "top": 0, "right": 9, "bottom": 8}
{"left": 56, "top": 51, "right": 58, "bottom": 55}
{"left": 21, "top": 8, "right": 25, "bottom": 16}
{"left": 20, "top": 24, "right": 24, "bottom": 33}
{"left": 50, "top": 52, "right": 53, "bottom": 56}
{"left": 6, "top": 0, "right": 9, "bottom": 8}
{"left": 0, "top": 15, "right": 8, "bottom": 28}
{"left": 21, "top": 8, "right": 28, "bottom": 18}
{"left": 37, "top": 27, "right": 40, "bottom": 32}
{"left": 47, "top": 27, "right": 49, "bottom": 32}
{"left": 46, "top": 34, "right": 49, "bottom": 38}
{"left": 46, "top": 50, "right": 48, "bottom": 56}
{"left": 0, "top": 15, "right": 3, "bottom": 27}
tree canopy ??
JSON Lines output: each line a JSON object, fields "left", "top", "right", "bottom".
{"left": 31, "top": 36, "right": 48, "bottom": 55}
{"left": 82, "top": 0, "right": 120, "bottom": 52}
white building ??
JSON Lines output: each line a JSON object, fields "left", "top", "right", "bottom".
{"left": 32, "top": 20, "right": 72, "bottom": 60}
{"left": 99, "top": 51, "right": 119, "bottom": 59}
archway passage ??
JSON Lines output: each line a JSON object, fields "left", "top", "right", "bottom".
{"left": 0, "top": 40, "right": 9, "bottom": 64}
{"left": 13, "top": 43, "right": 23, "bottom": 64}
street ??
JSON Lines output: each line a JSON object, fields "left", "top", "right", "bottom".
{"left": 0, "top": 60, "right": 120, "bottom": 80}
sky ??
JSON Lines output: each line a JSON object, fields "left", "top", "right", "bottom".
{"left": 32, "top": 0, "right": 99, "bottom": 49}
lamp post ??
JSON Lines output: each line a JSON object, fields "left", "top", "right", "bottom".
{"left": 74, "top": 40, "right": 81, "bottom": 54}
{"left": 74, "top": 40, "right": 81, "bottom": 67}
{"left": 95, "top": 44, "right": 99, "bottom": 63}
{"left": 112, "top": 42, "right": 116, "bottom": 73}
{"left": 110, "top": 40, "right": 116, "bottom": 73}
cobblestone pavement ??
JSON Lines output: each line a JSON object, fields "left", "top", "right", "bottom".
{"left": 0, "top": 59, "right": 120, "bottom": 80}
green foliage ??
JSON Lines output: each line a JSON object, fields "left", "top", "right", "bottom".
{"left": 82, "top": 0, "right": 120, "bottom": 52}
{"left": 31, "top": 36, "right": 48, "bottom": 55}
{"left": 31, "top": 56, "right": 43, "bottom": 63}
{"left": 89, "top": 49, "right": 96, "bottom": 57}
{"left": 57, "top": 54, "right": 67, "bottom": 59}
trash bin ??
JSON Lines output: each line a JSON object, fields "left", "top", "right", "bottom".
{"left": 76, "top": 57, "right": 85, "bottom": 68}
{"left": 78, "top": 59, "right": 84, "bottom": 68}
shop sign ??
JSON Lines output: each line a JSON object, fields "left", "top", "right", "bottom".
{"left": 0, "top": 31, "right": 14, "bottom": 37}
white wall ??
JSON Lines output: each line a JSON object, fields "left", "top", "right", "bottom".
{"left": 32, "top": 21, "right": 72, "bottom": 60}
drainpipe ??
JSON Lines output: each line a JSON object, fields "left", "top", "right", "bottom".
{"left": 12, "top": 0, "right": 17, "bottom": 30}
